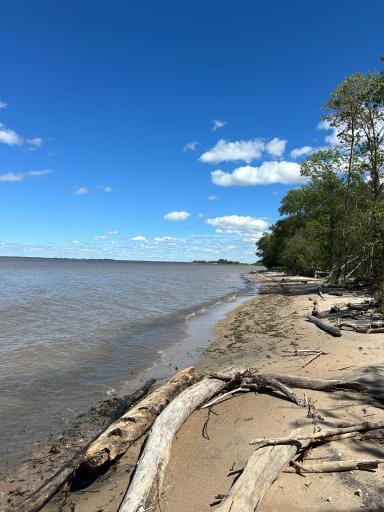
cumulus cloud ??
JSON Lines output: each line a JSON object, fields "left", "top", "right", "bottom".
{"left": 265, "top": 138, "right": 287, "bottom": 157}
{"left": 212, "top": 119, "right": 226, "bottom": 132}
{"left": 131, "top": 235, "right": 146, "bottom": 241}
{"left": 0, "top": 100, "right": 8, "bottom": 109}
{"left": 183, "top": 141, "right": 200, "bottom": 151}
{"left": 73, "top": 187, "right": 89, "bottom": 196}
{"left": 0, "top": 169, "right": 51, "bottom": 182}
{"left": 290, "top": 145, "right": 315, "bottom": 159}
{"left": 0, "top": 124, "right": 23, "bottom": 146}
{"left": 164, "top": 211, "right": 190, "bottom": 221}
{"left": 0, "top": 122, "right": 43, "bottom": 148}
{"left": 211, "top": 161, "right": 302, "bottom": 187}
{"left": 205, "top": 215, "right": 269, "bottom": 236}
{"left": 199, "top": 137, "right": 287, "bottom": 164}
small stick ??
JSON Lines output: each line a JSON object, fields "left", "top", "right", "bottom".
{"left": 300, "top": 352, "right": 323, "bottom": 369}
{"left": 201, "top": 387, "right": 249, "bottom": 409}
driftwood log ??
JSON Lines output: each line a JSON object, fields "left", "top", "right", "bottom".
{"left": 211, "top": 371, "right": 364, "bottom": 392}
{"left": 284, "top": 459, "right": 384, "bottom": 473}
{"left": 216, "top": 427, "right": 312, "bottom": 511}
{"left": 82, "top": 367, "right": 199, "bottom": 472}
{"left": 12, "top": 378, "right": 156, "bottom": 512}
{"left": 307, "top": 314, "right": 341, "bottom": 336}
{"left": 118, "top": 377, "right": 227, "bottom": 512}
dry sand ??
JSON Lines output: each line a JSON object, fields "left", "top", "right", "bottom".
{"left": 7, "top": 273, "right": 384, "bottom": 511}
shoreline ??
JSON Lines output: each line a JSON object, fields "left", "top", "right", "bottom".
{"left": 4, "top": 272, "right": 384, "bottom": 511}
{"left": 0, "top": 270, "right": 260, "bottom": 507}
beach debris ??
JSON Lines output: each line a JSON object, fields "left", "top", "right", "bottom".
{"left": 117, "top": 376, "right": 229, "bottom": 512}
{"left": 249, "top": 421, "right": 384, "bottom": 447}
{"left": 215, "top": 426, "right": 314, "bottom": 512}
{"left": 355, "top": 488, "right": 363, "bottom": 497}
{"left": 283, "top": 459, "right": 384, "bottom": 473}
{"left": 11, "top": 378, "right": 156, "bottom": 512}
{"left": 307, "top": 314, "right": 342, "bottom": 337}
{"left": 82, "top": 367, "right": 199, "bottom": 473}
{"left": 210, "top": 370, "right": 364, "bottom": 392}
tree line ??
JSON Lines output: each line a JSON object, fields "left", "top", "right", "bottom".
{"left": 256, "top": 58, "right": 384, "bottom": 296}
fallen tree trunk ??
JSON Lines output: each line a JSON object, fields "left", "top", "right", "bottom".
{"left": 216, "top": 427, "right": 312, "bottom": 512}
{"left": 118, "top": 377, "right": 226, "bottom": 512}
{"left": 12, "top": 378, "right": 156, "bottom": 512}
{"left": 211, "top": 371, "right": 364, "bottom": 392}
{"left": 249, "top": 421, "right": 384, "bottom": 446}
{"left": 307, "top": 314, "right": 341, "bottom": 337}
{"left": 82, "top": 367, "right": 199, "bottom": 473}
{"left": 284, "top": 459, "right": 384, "bottom": 473}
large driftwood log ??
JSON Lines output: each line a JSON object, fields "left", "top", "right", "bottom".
{"left": 12, "top": 378, "right": 156, "bottom": 512}
{"left": 211, "top": 371, "right": 364, "bottom": 392}
{"left": 216, "top": 427, "right": 312, "bottom": 512}
{"left": 307, "top": 314, "right": 341, "bottom": 336}
{"left": 284, "top": 459, "right": 384, "bottom": 473}
{"left": 118, "top": 377, "right": 226, "bottom": 512}
{"left": 82, "top": 367, "right": 199, "bottom": 472}
{"left": 249, "top": 421, "right": 384, "bottom": 446}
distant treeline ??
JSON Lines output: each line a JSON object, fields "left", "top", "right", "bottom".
{"left": 192, "top": 259, "right": 242, "bottom": 265}
{"left": 256, "top": 57, "right": 384, "bottom": 298}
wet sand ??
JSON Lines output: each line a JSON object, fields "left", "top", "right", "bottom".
{"left": 4, "top": 273, "right": 384, "bottom": 511}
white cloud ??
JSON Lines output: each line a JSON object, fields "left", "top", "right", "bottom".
{"left": 27, "top": 137, "right": 43, "bottom": 147}
{"left": 205, "top": 215, "right": 269, "bottom": 236}
{"left": 199, "top": 137, "right": 287, "bottom": 164}
{"left": 0, "top": 100, "right": 7, "bottom": 109}
{"left": 0, "top": 169, "right": 51, "bottom": 182}
{"left": 164, "top": 211, "right": 190, "bottom": 221}
{"left": 74, "top": 187, "right": 89, "bottom": 196}
{"left": 93, "top": 235, "right": 107, "bottom": 240}
{"left": 0, "top": 124, "right": 23, "bottom": 146}
{"left": 183, "top": 141, "right": 200, "bottom": 151}
{"left": 102, "top": 185, "right": 113, "bottom": 192}
{"left": 317, "top": 120, "right": 340, "bottom": 146}
{"left": 0, "top": 122, "right": 43, "bottom": 148}
{"left": 207, "top": 195, "right": 218, "bottom": 201}
{"left": 200, "top": 138, "right": 264, "bottom": 164}
{"left": 198, "top": 213, "right": 204, "bottom": 218}
{"left": 211, "top": 161, "right": 302, "bottom": 187}
{"left": 212, "top": 119, "right": 226, "bottom": 132}
{"left": 265, "top": 138, "right": 287, "bottom": 157}
{"left": 107, "top": 229, "right": 118, "bottom": 235}
{"left": 290, "top": 145, "right": 315, "bottom": 159}
{"left": 131, "top": 235, "right": 146, "bottom": 241}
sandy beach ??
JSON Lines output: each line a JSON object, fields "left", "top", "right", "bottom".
{"left": 5, "top": 272, "right": 384, "bottom": 511}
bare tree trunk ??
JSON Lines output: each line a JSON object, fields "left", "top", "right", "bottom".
{"left": 118, "top": 377, "right": 226, "bottom": 512}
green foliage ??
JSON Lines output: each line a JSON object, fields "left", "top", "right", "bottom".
{"left": 256, "top": 58, "right": 384, "bottom": 292}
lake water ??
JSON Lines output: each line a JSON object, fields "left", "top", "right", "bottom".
{"left": 0, "top": 257, "right": 259, "bottom": 474}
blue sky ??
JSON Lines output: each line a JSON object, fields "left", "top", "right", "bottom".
{"left": 0, "top": 0, "right": 383, "bottom": 262}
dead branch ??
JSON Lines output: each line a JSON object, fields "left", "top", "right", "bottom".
{"left": 283, "top": 459, "right": 384, "bottom": 473}
{"left": 216, "top": 426, "right": 313, "bottom": 511}
{"left": 307, "top": 314, "right": 342, "bottom": 337}
{"left": 249, "top": 421, "right": 384, "bottom": 446}
{"left": 118, "top": 377, "right": 227, "bottom": 512}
